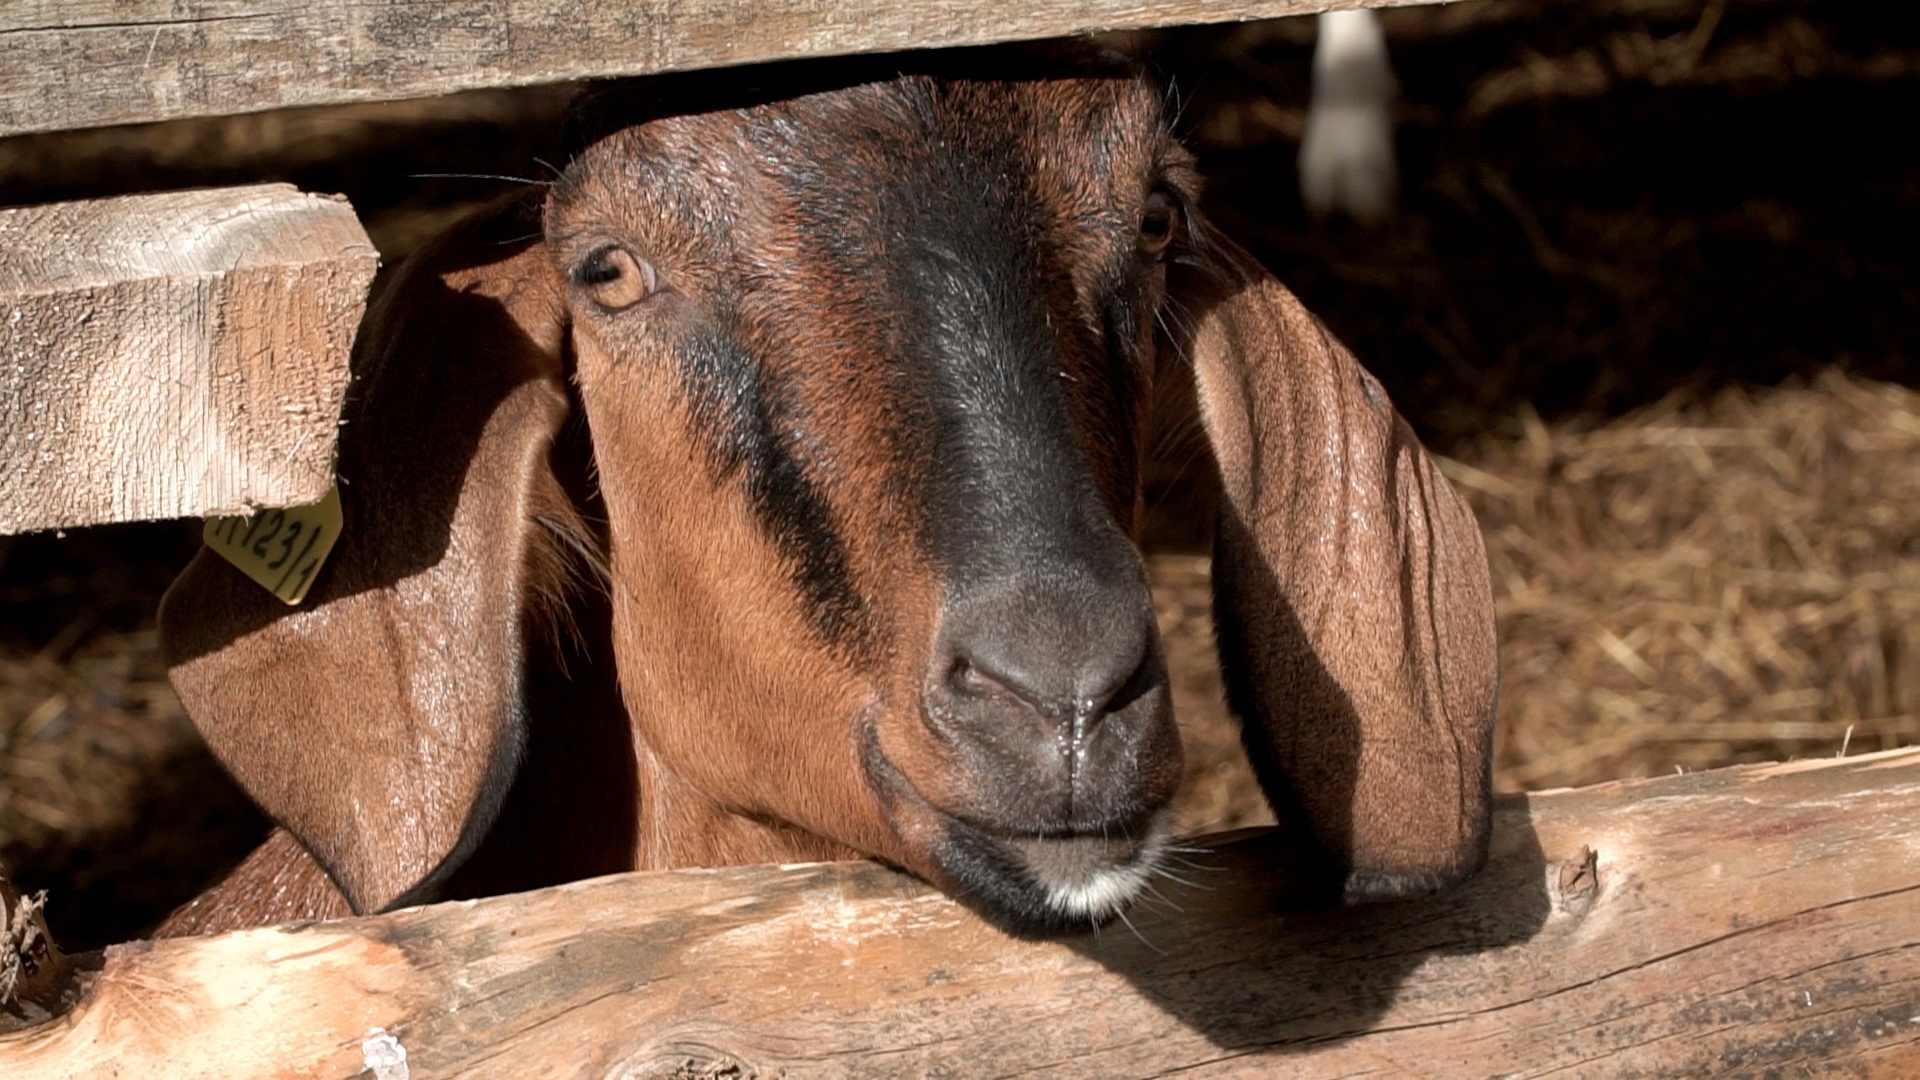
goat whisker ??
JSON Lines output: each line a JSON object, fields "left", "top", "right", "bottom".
{"left": 408, "top": 171, "right": 556, "bottom": 186}
{"left": 1139, "top": 881, "right": 1186, "bottom": 914}
{"left": 490, "top": 231, "right": 545, "bottom": 247}
{"left": 1112, "top": 904, "right": 1167, "bottom": 955}
{"left": 1149, "top": 865, "right": 1211, "bottom": 892}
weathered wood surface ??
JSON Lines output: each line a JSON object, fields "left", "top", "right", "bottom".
{"left": 0, "top": 184, "right": 376, "bottom": 535}
{"left": 0, "top": 0, "right": 1452, "bottom": 138}
{"left": 3, "top": 748, "right": 1917, "bottom": 1077}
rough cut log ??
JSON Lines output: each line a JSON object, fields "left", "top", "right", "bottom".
{"left": 0, "top": 0, "right": 1451, "bottom": 138}
{"left": 0, "top": 184, "right": 376, "bottom": 535}
{"left": 2, "top": 748, "right": 1916, "bottom": 1077}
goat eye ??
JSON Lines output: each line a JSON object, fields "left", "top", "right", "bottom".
{"left": 1139, "top": 188, "right": 1179, "bottom": 255}
{"left": 575, "top": 246, "right": 658, "bottom": 310}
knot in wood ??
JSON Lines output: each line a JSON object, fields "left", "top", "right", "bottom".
{"left": 1557, "top": 844, "right": 1601, "bottom": 916}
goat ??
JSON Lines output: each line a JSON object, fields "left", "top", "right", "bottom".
{"left": 154, "top": 50, "right": 1497, "bottom": 940}
{"left": 1301, "top": 10, "right": 1400, "bottom": 222}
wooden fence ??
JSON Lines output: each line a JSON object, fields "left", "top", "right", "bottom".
{"left": 1, "top": 2, "right": 1438, "bottom": 137}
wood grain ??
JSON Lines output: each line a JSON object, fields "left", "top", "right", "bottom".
{"left": 0, "top": 184, "right": 376, "bottom": 534}
{"left": 3, "top": 748, "right": 1915, "bottom": 1077}
{"left": 0, "top": 0, "right": 1450, "bottom": 138}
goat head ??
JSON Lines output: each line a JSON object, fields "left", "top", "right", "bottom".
{"left": 157, "top": 53, "right": 1497, "bottom": 939}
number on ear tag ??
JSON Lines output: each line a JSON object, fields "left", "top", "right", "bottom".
{"left": 203, "top": 486, "right": 343, "bottom": 605}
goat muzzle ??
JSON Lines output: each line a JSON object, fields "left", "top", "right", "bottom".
{"left": 859, "top": 563, "right": 1183, "bottom": 934}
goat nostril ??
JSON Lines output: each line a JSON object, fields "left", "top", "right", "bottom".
{"left": 940, "top": 627, "right": 1160, "bottom": 736}
{"left": 949, "top": 658, "right": 1005, "bottom": 699}
{"left": 948, "top": 656, "right": 1062, "bottom": 722}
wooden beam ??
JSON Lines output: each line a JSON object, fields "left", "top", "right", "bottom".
{"left": 0, "top": 0, "right": 1449, "bottom": 138}
{"left": 0, "top": 185, "right": 376, "bottom": 535}
{"left": 2, "top": 748, "right": 1916, "bottom": 1076}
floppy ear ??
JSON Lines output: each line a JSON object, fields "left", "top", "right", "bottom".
{"left": 159, "top": 193, "right": 580, "bottom": 915}
{"left": 1170, "top": 227, "right": 1499, "bottom": 901}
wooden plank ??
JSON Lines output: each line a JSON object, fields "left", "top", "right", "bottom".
{"left": 0, "top": 0, "right": 1450, "bottom": 138}
{"left": 3, "top": 748, "right": 1916, "bottom": 1077}
{"left": 0, "top": 184, "right": 376, "bottom": 535}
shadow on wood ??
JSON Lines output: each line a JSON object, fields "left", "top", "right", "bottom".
{"left": 1062, "top": 819, "right": 1550, "bottom": 1060}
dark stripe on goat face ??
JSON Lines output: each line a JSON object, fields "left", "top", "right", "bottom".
{"left": 743, "top": 80, "right": 1106, "bottom": 579}
{"left": 896, "top": 242, "right": 1105, "bottom": 579}
{"left": 675, "top": 325, "right": 872, "bottom": 654}
{"left": 1089, "top": 282, "right": 1152, "bottom": 523}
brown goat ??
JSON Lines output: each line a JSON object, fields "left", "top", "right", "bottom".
{"left": 154, "top": 53, "right": 1497, "bottom": 939}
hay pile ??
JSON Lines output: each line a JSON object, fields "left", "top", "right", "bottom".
{"left": 1444, "top": 370, "right": 1920, "bottom": 790}
{"left": 0, "top": 529, "right": 266, "bottom": 949}
{"left": 0, "top": 627, "right": 186, "bottom": 859}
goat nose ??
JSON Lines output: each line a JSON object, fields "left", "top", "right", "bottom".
{"left": 932, "top": 578, "right": 1158, "bottom": 737}
{"left": 917, "top": 568, "right": 1180, "bottom": 833}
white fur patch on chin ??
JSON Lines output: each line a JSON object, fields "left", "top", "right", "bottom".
{"left": 1009, "top": 812, "right": 1173, "bottom": 922}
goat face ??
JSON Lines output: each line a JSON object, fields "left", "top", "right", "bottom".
{"left": 158, "top": 60, "right": 1500, "bottom": 942}
{"left": 549, "top": 76, "right": 1187, "bottom": 931}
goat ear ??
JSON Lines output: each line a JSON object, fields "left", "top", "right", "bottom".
{"left": 1168, "top": 227, "right": 1499, "bottom": 901}
{"left": 159, "top": 194, "right": 577, "bottom": 915}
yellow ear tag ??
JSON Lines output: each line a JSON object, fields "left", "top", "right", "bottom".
{"left": 203, "top": 486, "right": 343, "bottom": 605}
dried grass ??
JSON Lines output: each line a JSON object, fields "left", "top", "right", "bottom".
{"left": 1443, "top": 370, "right": 1920, "bottom": 790}
{"left": 0, "top": 526, "right": 267, "bottom": 948}
{"left": 0, "top": 627, "right": 190, "bottom": 858}
{"left": 1152, "top": 556, "right": 1276, "bottom": 836}
{"left": 1458, "top": 4, "right": 1920, "bottom": 119}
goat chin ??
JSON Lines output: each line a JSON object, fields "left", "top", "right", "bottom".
{"left": 1007, "top": 812, "right": 1173, "bottom": 923}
